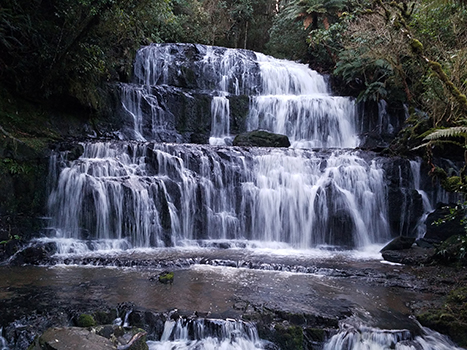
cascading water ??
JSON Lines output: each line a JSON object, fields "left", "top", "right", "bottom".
{"left": 123, "top": 43, "right": 358, "bottom": 148}
{"left": 0, "top": 328, "right": 8, "bottom": 350}
{"left": 46, "top": 43, "right": 414, "bottom": 252}
{"left": 324, "top": 323, "right": 465, "bottom": 350}
{"left": 147, "top": 318, "right": 270, "bottom": 350}
{"left": 47, "top": 142, "right": 392, "bottom": 252}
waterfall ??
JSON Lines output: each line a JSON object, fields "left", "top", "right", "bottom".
{"left": 324, "top": 323, "right": 465, "bottom": 350}
{"left": 45, "top": 43, "right": 427, "bottom": 252}
{"left": 47, "top": 142, "right": 392, "bottom": 251}
{"left": 0, "top": 328, "right": 8, "bottom": 350}
{"left": 410, "top": 159, "right": 433, "bottom": 238}
{"left": 124, "top": 43, "right": 358, "bottom": 147}
{"left": 147, "top": 318, "right": 269, "bottom": 350}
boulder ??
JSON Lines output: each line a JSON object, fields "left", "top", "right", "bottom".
{"left": 380, "top": 236, "right": 416, "bottom": 252}
{"left": 28, "top": 327, "right": 116, "bottom": 350}
{"left": 381, "top": 246, "right": 435, "bottom": 265}
{"left": 10, "top": 241, "right": 57, "bottom": 266}
{"left": 233, "top": 130, "right": 290, "bottom": 148}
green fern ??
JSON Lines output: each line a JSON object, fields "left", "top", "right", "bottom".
{"left": 423, "top": 126, "right": 467, "bottom": 141}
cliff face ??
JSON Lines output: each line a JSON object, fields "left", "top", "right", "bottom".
{"left": 0, "top": 87, "right": 94, "bottom": 254}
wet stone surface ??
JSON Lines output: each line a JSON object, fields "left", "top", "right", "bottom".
{"left": 1, "top": 247, "right": 466, "bottom": 349}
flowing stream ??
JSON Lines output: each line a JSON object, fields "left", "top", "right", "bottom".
{"left": 4, "top": 43, "right": 462, "bottom": 349}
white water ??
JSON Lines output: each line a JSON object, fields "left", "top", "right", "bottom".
{"left": 0, "top": 328, "right": 8, "bottom": 350}
{"left": 47, "top": 143, "right": 391, "bottom": 252}
{"left": 324, "top": 323, "right": 465, "bottom": 350}
{"left": 248, "top": 52, "right": 358, "bottom": 148}
{"left": 127, "top": 43, "right": 358, "bottom": 148}
{"left": 147, "top": 319, "right": 268, "bottom": 350}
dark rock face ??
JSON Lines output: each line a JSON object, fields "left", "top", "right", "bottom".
{"left": 380, "top": 236, "right": 416, "bottom": 252}
{"left": 424, "top": 203, "right": 465, "bottom": 242}
{"left": 233, "top": 130, "right": 291, "bottom": 147}
{"left": 379, "top": 157, "right": 424, "bottom": 237}
{"left": 357, "top": 100, "right": 408, "bottom": 149}
{"left": 0, "top": 133, "right": 50, "bottom": 245}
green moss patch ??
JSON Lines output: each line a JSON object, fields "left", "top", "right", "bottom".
{"left": 417, "top": 286, "right": 467, "bottom": 346}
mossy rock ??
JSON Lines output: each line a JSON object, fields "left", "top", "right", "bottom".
{"left": 273, "top": 324, "right": 303, "bottom": 350}
{"left": 303, "top": 327, "right": 325, "bottom": 342}
{"left": 77, "top": 313, "right": 97, "bottom": 327}
{"left": 417, "top": 286, "right": 467, "bottom": 347}
{"left": 447, "top": 286, "right": 467, "bottom": 304}
{"left": 158, "top": 271, "right": 174, "bottom": 284}
{"left": 92, "top": 310, "right": 118, "bottom": 325}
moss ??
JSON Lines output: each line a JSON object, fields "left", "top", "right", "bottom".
{"left": 417, "top": 286, "right": 467, "bottom": 347}
{"left": 77, "top": 313, "right": 97, "bottom": 327}
{"left": 93, "top": 310, "right": 117, "bottom": 325}
{"left": 273, "top": 324, "right": 303, "bottom": 350}
{"left": 304, "top": 327, "right": 325, "bottom": 342}
{"left": 410, "top": 39, "right": 424, "bottom": 55}
{"left": 428, "top": 61, "right": 467, "bottom": 113}
{"left": 158, "top": 271, "right": 174, "bottom": 284}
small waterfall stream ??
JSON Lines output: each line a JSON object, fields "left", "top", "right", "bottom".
{"left": 324, "top": 323, "right": 464, "bottom": 350}
{"left": 147, "top": 319, "right": 267, "bottom": 350}
{"left": 35, "top": 43, "right": 463, "bottom": 349}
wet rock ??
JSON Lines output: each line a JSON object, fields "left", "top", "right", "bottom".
{"left": 28, "top": 326, "right": 149, "bottom": 350}
{"left": 9, "top": 241, "right": 57, "bottom": 265}
{"left": 379, "top": 157, "right": 424, "bottom": 236}
{"left": 381, "top": 246, "right": 435, "bottom": 265}
{"left": 380, "top": 236, "right": 416, "bottom": 252}
{"left": 233, "top": 130, "right": 290, "bottom": 148}
{"left": 28, "top": 327, "right": 116, "bottom": 350}
{"left": 415, "top": 237, "right": 438, "bottom": 248}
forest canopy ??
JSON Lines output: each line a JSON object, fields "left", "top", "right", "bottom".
{"left": 1, "top": 0, "right": 466, "bottom": 139}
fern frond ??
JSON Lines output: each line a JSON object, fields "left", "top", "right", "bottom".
{"left": 423, "top": 126, "right": 467, "bottom": 141}
{"left": 411, "top": 139, "right": 465, "bottom": 151}
{"left": 411, "top": 142, "right": 431, "bottom": 151}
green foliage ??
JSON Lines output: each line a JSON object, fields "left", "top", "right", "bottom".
{"left": 0, "top": 158, "right": 31, "bottom": 175}
{"left": 0, "top": 234, "right": 21, "bottom": 245}
{"left": 266, "top": 0, "right": 348, "bottom": 65}
{"left": 0, "top": 0, "right": 173, "bottom": 109}
{"left": 77, "top": 313, "right": 97, "bottom": 327}
{"left": 432, "top": 202, "right": 467, "bottom": 264}
{"left": 417, "top": 286, "right": 467, "bottom": 347}
{"left": 424, "top": 127, "right": 467, "bottom": 141}
{"left": 266, "top": 19, "right": 310, "bottom": 60}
